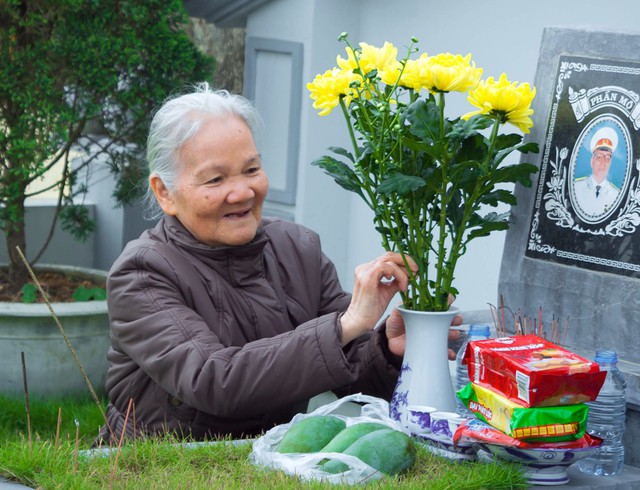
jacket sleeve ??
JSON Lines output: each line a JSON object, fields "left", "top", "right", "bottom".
{"left": 312, "top": 241, "right": 401, "bottom": 401}
{"left": 107, "top": 243, "right": 398, "bottom": 420}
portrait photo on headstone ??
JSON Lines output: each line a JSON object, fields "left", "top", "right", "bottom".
{"left": 527, "top": 54, "right": 640, "bottom": 278}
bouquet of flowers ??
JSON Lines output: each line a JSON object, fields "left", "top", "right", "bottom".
{"left": 308, "top": 34, "right": 539, "bottom": 311}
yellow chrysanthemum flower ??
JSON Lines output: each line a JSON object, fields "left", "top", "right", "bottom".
{"left": 398, "top": 54, "right": 429, "bottom": 90}
{"left": 337, "top": 41, "right": 399, "bottom": 78}
{"left": 307, "top": 67, "right": 360, "bottom": 116}
{"left": 399, "top": 53, "right": 482, "bottom": 93}
{"left": 425, "top": 53, "right": 482, "bottom": 93}
{"left": 379, "top": 59, "right": 403, "bottom": 87}
{"left": 463, "top": 73, "right": 536, "bottom": 133}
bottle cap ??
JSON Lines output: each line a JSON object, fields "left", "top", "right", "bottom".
{"left": 468, "top": 324, "right": 491, "bottom": 338}
{"left": 595, "top": 350, "right": 618, "bottom": 365}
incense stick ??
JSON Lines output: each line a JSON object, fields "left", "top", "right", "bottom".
{"left": 21, "top": 352, "right": 32, "bottom": 450}
{"left": 494, "top": 296, "right": 570, "bottom": 346}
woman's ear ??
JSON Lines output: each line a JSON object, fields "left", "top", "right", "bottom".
{"left": 150, "top": 175, "right": 177, "bottom": 216}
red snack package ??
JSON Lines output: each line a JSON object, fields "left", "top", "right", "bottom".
{"left": 463, "top": 335, "right": 606, "bottom": 407}
{"left": 453, "top": 417, "right": 602, "bottom": 450}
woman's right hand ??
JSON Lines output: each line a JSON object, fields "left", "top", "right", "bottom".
{"left": 340, "top": 251, "right": 417, "bottom": 346}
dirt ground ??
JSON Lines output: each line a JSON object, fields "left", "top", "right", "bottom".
{"left": 0, "top": 269, "right": 105, "bottom": 303}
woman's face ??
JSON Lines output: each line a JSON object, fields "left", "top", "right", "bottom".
{"left": 152, "top": 116, "right": 269, "bottom": 247}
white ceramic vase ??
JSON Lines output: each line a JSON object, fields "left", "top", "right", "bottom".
{"left": 390, "top": 306, "right": 459, "bottom": 427}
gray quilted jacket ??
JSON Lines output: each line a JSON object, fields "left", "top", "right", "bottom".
{"left": 97, "top": 215, "right": 400, "bottom": 444}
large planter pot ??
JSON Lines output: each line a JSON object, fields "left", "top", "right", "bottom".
{"left": 389, "top": 307, "right": 459, "bottom": 427}
{"left": 0, "top": 264, "right": 110, "bottom": 398}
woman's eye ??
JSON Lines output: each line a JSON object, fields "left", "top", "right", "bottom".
{"left": 206, "top": 176, "right": 223, "bottom": 184}
{"left": 247, "top": 166, "right": 261, "bottom": 174}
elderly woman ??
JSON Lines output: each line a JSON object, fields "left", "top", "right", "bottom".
{"left": 96, "top": 83, "right": 460, "bottom": 445}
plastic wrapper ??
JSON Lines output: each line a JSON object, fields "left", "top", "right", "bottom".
{"left": 249, "top": 393, "right": 405, "bottom": 484}
{"left": 457, "top": 382, "right": 588, "bottom": 442}
{"left": 463, "top": 334, "right": 606, "bottom": 407}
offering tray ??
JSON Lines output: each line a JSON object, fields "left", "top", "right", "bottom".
{"left": 476, "top": 440, "right": 601, "bottom": 486}
{"left": 412, "top": 431, "right": 478, "bottom": 461}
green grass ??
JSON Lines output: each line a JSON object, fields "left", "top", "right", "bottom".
{"left": 0, "top": 394, "right": 107, "bottom": 444}
{"left": 0, "top": 395, "right": 528, "bottom": 489}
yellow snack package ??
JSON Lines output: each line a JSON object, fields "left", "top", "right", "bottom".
{"left": 457, "top": 382, "right": 588, "bottom": 442}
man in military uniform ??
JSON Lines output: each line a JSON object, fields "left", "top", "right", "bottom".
{"left": 573, "top": 127, "right": 620, "bottom": 217}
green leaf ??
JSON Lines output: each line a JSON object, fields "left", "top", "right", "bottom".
{"left": 452, "top": 135, "right": 488, "bottom": 172}
{"left": 478, "top": 189, "right": 518, "bottom": 207}
{"left": 449, "top": 160, "right": 482, "bottom": 191}
{"left": 406, "top": 98, "right": 440, "bottom": 142}
{"left": 311, "top": 155, "right": 364, "bottom": 198}
{"left": 72, "top": 286, "right": 106, "bottom": 302}
{"left": 494, "top": 133, "right": 523, "bottom": 151}
{"left": 21, "top": 284, "right": 37, "bottom": 304}
{"left": 72, "top": 286, "right": 92, "bottom": 302}
{"left": 91, "top": 287, "right": 107, "bottom": 301}
{"left": 489, "top": 162, "right": 539, "bottom": 187}
{"left": 377, "top": 173, "right": 425, "bottom": 195}
{"left": 328, "top": 146, "right": 355, "bottom": 163}
{"left": 401, "top": 137, "right": 442, "bottom": 158}
{"left": 467, "top": 213, "right": 510, "bottom": 241}
{"left": 519, "top": 142, "right": 540, "bottom": 154}
{"left": 493, "top": 141, "right": 540, "bottom": 167}
{"left": 447, "top": 115, "right": 493, "bottom": 142}
{"left": 59, "top": 205, "right": 96, "bottom": 242}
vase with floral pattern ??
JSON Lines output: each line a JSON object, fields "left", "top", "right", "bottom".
{"left": 390, "top": 307, "right": 459, "bottom": 427}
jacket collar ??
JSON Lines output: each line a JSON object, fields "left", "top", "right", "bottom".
{"left": 160, "top": 215, "right": 269, "bottom": 284}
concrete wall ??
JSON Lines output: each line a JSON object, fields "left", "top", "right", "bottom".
{"left": 0, "top": 165, "right": 154, "bottom": 273}
{"left": 75, "top": 163, "right": 155, "bottom": 271}
{"left": 0, "top": 200, "right": 95, "bottom": 268}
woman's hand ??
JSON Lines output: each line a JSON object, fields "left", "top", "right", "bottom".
{"left": 385, "top": 295, "right": 463, "bottom": 358}
{"left": 340, "top": 252, "right": 417, "bottom": 346}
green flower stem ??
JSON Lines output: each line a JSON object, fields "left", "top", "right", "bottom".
{"left": 403, "top": 204, "right": 422, "bottom": 308}
{"left": 441, "top": 197, "right": 475, "bottom": 301}
{"left": 484, "top": 118, "right": 501, "bottom": 171}
{"left": 339, "top": 98, "right": 379, "bottom": 215}
{"left": 433, "top": 91, "right": 450, "bottom": 311}
{"left": 339, "top": 100, "right": 401, "bottom": 272}
{"left": 441, "top": 119, "right": 501, "bottom": 298}
{"left": 351, "top": 81, "right": 407, "bottom": 260}
{"left": 342, "top": 92, "right": 400, "bottom": 263}
{"left": 340, "top": 99, "right": 361, "bottom": 160}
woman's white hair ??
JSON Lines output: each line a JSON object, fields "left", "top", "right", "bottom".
{"left": 144, "top": 82, "right": 263, "bottom": 219}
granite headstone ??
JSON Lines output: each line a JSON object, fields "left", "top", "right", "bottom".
{"left": 500, "top": 27, "right": 640, "bottom": 467}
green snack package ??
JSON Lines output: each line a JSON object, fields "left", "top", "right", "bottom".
{"left": 457, "top": 382, "right": 589, "bottom": 442}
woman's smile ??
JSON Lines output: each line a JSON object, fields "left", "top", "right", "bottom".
{"left": 153, "top": 116, "right": 269, "bottom": 247}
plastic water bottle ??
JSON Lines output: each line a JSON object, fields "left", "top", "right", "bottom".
{"left": 455, "top": 324, "right": 491, "bottom": 417}
{"left": 577, "top": 350, "right": 627, "bottom": 476}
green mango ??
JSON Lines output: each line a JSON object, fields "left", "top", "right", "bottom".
{"left": 275, "top": 415, "right": 346, "bottom": 453}
{"left": 321, "top": 428, "right": 416, "bottom": 476}
{"left": 319, "top": 422, "right": 389, "bottom": 454}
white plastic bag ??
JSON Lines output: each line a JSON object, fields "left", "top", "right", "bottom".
{"left": 249, "top": 393, "right": 406, "bottom": 484}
